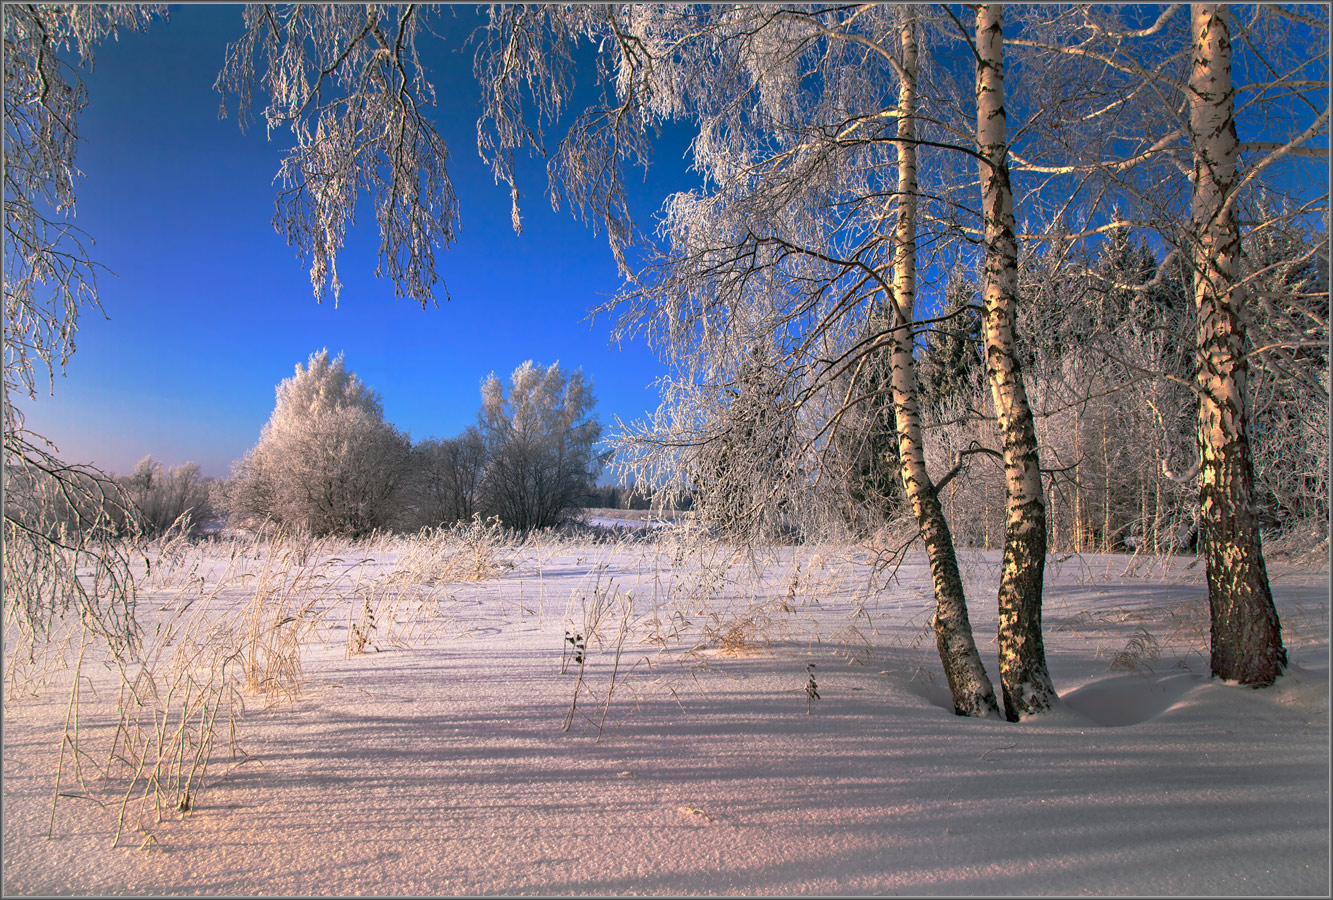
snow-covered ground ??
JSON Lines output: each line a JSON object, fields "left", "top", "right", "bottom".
{"left": 3, "top": 528, "right": 1328, "bottom": 896}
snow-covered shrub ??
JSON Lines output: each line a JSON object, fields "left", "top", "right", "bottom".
{"left": 387, "top": 515, "right": 517, "bottom": 585}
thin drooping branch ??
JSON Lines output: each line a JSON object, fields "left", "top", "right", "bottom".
{"left": 4, "top": 4, "right": 162, "bottom": 655}
{"left": 216, "top": 4, "right": 458, "bottom": 305}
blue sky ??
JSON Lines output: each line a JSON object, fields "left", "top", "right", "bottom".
{"left": 18, "top": 5, "right": 1327, "bottom": 481}
{"left": 20, "top": 5, "right": 692, "bottom": 479}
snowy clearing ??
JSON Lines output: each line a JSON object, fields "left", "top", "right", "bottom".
{"left": 3, "top": 528, "right": 1328, "bottom": 896}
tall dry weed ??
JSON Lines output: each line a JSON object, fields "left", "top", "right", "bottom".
{"left": 387, "top": 516, "right": 517, "bottom": 585}
{"left": 40, "top": 528, "right": 343, "bottom": 847}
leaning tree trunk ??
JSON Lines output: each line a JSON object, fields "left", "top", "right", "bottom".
{"left": 888, "top": 8, "right": 1000, "bottom": 718}
{"left": 1187, "top": 4, "right": 1286, "bottom": 685}
{"left": 975, "top": 5, "right": 1056, "bottom": 721}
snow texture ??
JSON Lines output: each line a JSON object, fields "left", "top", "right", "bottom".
{"left": 3, "top": 534, "right": 1328, "bottom": 896}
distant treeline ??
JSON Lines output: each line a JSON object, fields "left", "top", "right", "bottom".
{"left": 580, "top": 484, "right": 690, "bottom": 512}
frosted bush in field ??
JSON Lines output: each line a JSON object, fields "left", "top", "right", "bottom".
{"left": 478, "top": 361, "right": 602, "bottom": 532}
{"left": 119, "top": 456, "right": 213, "bottom": 537}
{"left": 228, "top": 350, "right": 410, "bottom": 538}
{"left": 387, "top": 516, "right": 518, "bottom": 585}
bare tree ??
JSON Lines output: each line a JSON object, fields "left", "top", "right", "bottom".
{"left": 408, "top": 429, "right": 487, "bottom": 528}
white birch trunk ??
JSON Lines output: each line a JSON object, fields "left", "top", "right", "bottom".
{"left": 975, "top": 4, "right": 1056, "bottom": 721}
{"left": 1188, "top": 4, "right": 1286, "bottom": 685}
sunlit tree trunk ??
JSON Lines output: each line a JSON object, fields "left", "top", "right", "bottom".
{"left": 1187, "top": 4, "right": 1286, "bottom": 685}
{"left": 975, "top": 5, "right": 1056, "bottom": 721}
{"left": 1073, "top": 416, "right": 1083, "bottom": 553}
{"left": 888, "top": 9, "right": 1000, "bottom": 718}
{"left": 1102, "top": 431, "right": 1113, "bottom": 551}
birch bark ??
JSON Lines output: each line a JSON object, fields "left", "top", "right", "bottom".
{"left": 975, "top": 4, "right": 1056, "bottom": 721}
{"left": 1187, "top": 4, "right": 1286, "bottom": 685}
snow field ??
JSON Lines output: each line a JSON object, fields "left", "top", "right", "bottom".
{"left": 3, "top": 524, "right": 1328, "bottom": 895}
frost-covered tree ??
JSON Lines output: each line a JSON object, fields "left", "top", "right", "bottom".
{"left": 229, "top": 350, "right": 410, "bottom": 538}
{"left": 683, "top": 341, "right": 806, "bottom": 542}
{"left": 917, "top": 266, "right": 987, "bottom": 415}
{"left": 828, "top": 316, "right": 902, "bottom": 530}
{"left": 1017, "top": 230, "right": 1197, "bottom": 556}
{"left": 477, "top": 361, "right": 602, "bottom": 532}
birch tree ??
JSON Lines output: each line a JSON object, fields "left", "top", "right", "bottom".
{"left": 999, "top": 4, "right": 1326, "bottom": 685}
{"left": 1186, "top": 5, "right": 1286, "bottom": 683}
{"left": 970, "top": 5, "right": 1056, "bottom": 719}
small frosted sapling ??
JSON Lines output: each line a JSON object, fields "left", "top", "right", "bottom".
{"left": 805, "top": 663, "right": 820, "bottom": 714}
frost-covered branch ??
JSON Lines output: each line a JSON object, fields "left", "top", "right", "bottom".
{"left": 216, "top": 4, "right": 457, "bottom": 305}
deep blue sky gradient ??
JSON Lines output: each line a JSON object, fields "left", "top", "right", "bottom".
{"left": 21, "top": 5, "right": 692, "bottom": 478}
